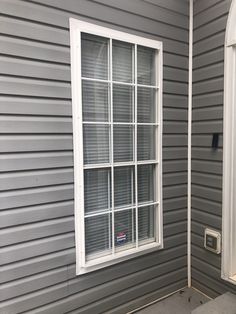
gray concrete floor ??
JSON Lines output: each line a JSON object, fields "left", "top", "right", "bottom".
{"left": 134, "top": 288, "right": 210, "bottom": 314}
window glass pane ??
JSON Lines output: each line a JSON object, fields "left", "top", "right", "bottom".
{"left": 114, "top": 166, "right": 135, "bottom": 209}
{"left": 113, "top": 84, "right": 133, "bottom": 123}
{"left": 83, "top": 124, "right": 110, "bottom": 164}
{"left": 81, "top": 33, "right": 108, "bottom": 80}
{"left": 113, "top": 40, "right": 133, "bottom": 83}
{"left": 82, "top": 81, "right": 109, "bottom": 122}
{"left": 84, "top": 168, "right": 111, "bottom": 214}
{"left": 115, "top": 209, "right": 136, "bottom": 251}
{"left": 138, "top": 164, "right": 155, "bottom": 204}
{"left": 114, "top": 125, "right": 133, "bottom": 162}
{"left": 138, "top": 206, "right": 155, "bottom": 244}
{"left": 137, "top": 126, "right": 156, "bottom": 161}
{"left": 85, "top": 214, "right": 112, "bottom": 259}
{"left": 137, "top": 87, "right": 156, "bottom": 123}
{"left": 137, "top": 46, "right": 156, "bottom": 86}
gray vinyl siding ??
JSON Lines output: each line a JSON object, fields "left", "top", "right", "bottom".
{"left": 192, "top": 0, "right": 236, "bottom": 298}
{"left": 0, "top": 0, "right": 188, "bottom": 313}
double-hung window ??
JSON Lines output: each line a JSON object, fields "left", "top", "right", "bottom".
{"left": 70, "top": 19, "right": 163, "bottom": 274}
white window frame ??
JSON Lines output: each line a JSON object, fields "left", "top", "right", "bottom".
{"left": 222, "top": 0, "right": 236, "bottom": 285}
{"left": 70, "top": 18, "right": 163, "bottom": 275}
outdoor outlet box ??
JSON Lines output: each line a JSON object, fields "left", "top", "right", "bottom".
{"left": 204, "top": 228, "right": 221, "bottom": 254}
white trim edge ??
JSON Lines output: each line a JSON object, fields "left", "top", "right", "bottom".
{"left": 222, "top": 0, "right": 236, "bottom": 285}
{"left": 188, "top": 0, "right": 193, "bottom": 288}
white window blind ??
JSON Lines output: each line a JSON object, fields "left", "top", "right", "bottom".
{"left": 70, "top": 19, "right": 163, "bottom": 274}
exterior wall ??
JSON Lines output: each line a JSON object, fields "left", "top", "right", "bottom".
{"left": 0, "top": 0, "right": 188, "bottom": 313}
{"left": 192, "top": 0, "right": 236, "bottom": 298}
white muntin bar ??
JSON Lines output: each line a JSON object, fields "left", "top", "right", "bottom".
{"left": 137, "top": 83, "right": 159, "bottom": 89}
{"left": 110, "top": 38, "right": 115, "bottom": 256}
{"left": 134, "top": 44, "right": 139, "bottom": 249}
{"left": 81, "top": 76, "right": 159, "bottom": 89}
{"left": 84, "top": 201, "right": 159, "bottom": 219}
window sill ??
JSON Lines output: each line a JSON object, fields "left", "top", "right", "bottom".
{"left": 77, "top": 242, "right": 163, "bottom": 275}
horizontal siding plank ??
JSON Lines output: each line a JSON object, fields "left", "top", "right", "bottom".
{"left": 163, "top": 197, "right": 187, "bottom": 212}
{"left": 0, "top": 152, "right": 73, "bottom": 172}
{"left": 0, "top": 135, "right": 73, "bottom": 153}
{"left": 193, "top": 47, "right": 224, "bottom": 69}
{"left": 164, "top": 81, "right": 188, "bottom": 95}
{"left": 163, "top": 148, "right": 187, "bottom": 160}
{"left": 192, "top": 106, "right": 223, "bottom": 121}
{"left": 163, "top": 160, "right": 187, "bottom": 173}
{"left": 163, "top": 123, "right": 188, "bottom": 134}
{"left": 192, "top": 208, "right": 221, "bottom": 229}
{"left": 88, "top": 0, "right": 189, "bottom": 29}
{"left": 0, "top": 217, "right": 74, "bottom": 247}
{"left": 193, "top": 78, "right": 224, "bottom": 95}
{"left": 194, "top": 1, "right": 231, "bottom": 28}
{"left": 0, "top": 168, "right": 73, "bottom": 191}
{"left": 164, "top": 67, "right": 188, "bottom": 83}
{"left": 193, "top": 63, "right": 224, "bottom": 83}
{"left": 192, "top": 159, "right": 222, "bottom": 175}
{"left": 192, "top": 184, "right": 222, "bottom": 202}
{"left": 0, "top": 184, "right": 74, "bottom": 210}
{"left": 192, "top": 121, "right": 223, "bottom": 133}
{"left": 0, "top": 265, "right": 69, "bottom": 302}
{"left": 163, "top": 134, "right": 187, "bottom": 147}
{"left": 143, "top": 0, "right": 188, "bottom": 15}
{"left": 192, "top": 172, "right": 222, "bottom": 189}
{"left": 0, "top": 56, "right": 70, "bottom": 81}
{"left": 164, "top": 53, "right": 188, "bottom": 70}
{"left": 24, "top": 0, "right": 189, "bottom": 42}
{"left": 0, "top": 77, "right": 71, "bottom": 98}
{"left": 164, "top": 221, "right": 187, "bottom": 237}
{"left": 0, "top": 16, "right": 68, "bottom": 45}
{"left": 0, "top": 200, "right": 74, "bottom": 228}
{"left": 164, "top": 208, "right": 187, "bottom": 224}
{"left": 193, "top": 92, "right": 223, "bottom": 108}
{"left": 194, "top": 0, "right": 223, "bottom": 16}
{"left": 163, "top": 172, "right": 187, "bottom": 186}
{"left": 0, "top": 35, "right": 69, "bottom": 64}
{"left": 192, "top": 196, "right": 222, "bottom": 216}
{"left": 192, "top": 147, "right": 222, "bottom": 161}
{"left": 0, "top": 233, "right": 75, "bottom": 265}
{"left": 0, "top": 97, "right": 72, "bottom": 116}
{"left": 192, "top": 135, "right": 223, "bottom": 148}
{"left": 194, "top": 15, "right": 227, "bottom": 42}
{"left": 163, "top": 184, "right": 187, "bottom": 199}
{"left": 191, "top": 241, "right": 221, "bottom": 269}
{"left": 164, "top": 108, "right": 188, "bottom": 122}
{"left": 0, "top": 248, "right": 75, "bottom": 284}
{"left": 193, "top": 32, "right": 224, "bottom": 56}
{"left": 0, "top": 116, "right": 72, "bottom": 134}
{"left": 163, "top": 94, "right": 188, "bottom": 109}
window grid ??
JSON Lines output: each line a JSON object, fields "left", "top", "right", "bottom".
{"left": 82, "top": 40, "right": 159, "bottom": 253}
{"left": 70, "top": 18, "right": 163, "bottom": 274}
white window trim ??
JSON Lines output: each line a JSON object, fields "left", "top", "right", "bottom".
{"left": 222, "top": 0, "right": 236, "bottom": 285}
{"left": 70, "top": 18, "right": 163, "bottom": 275}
